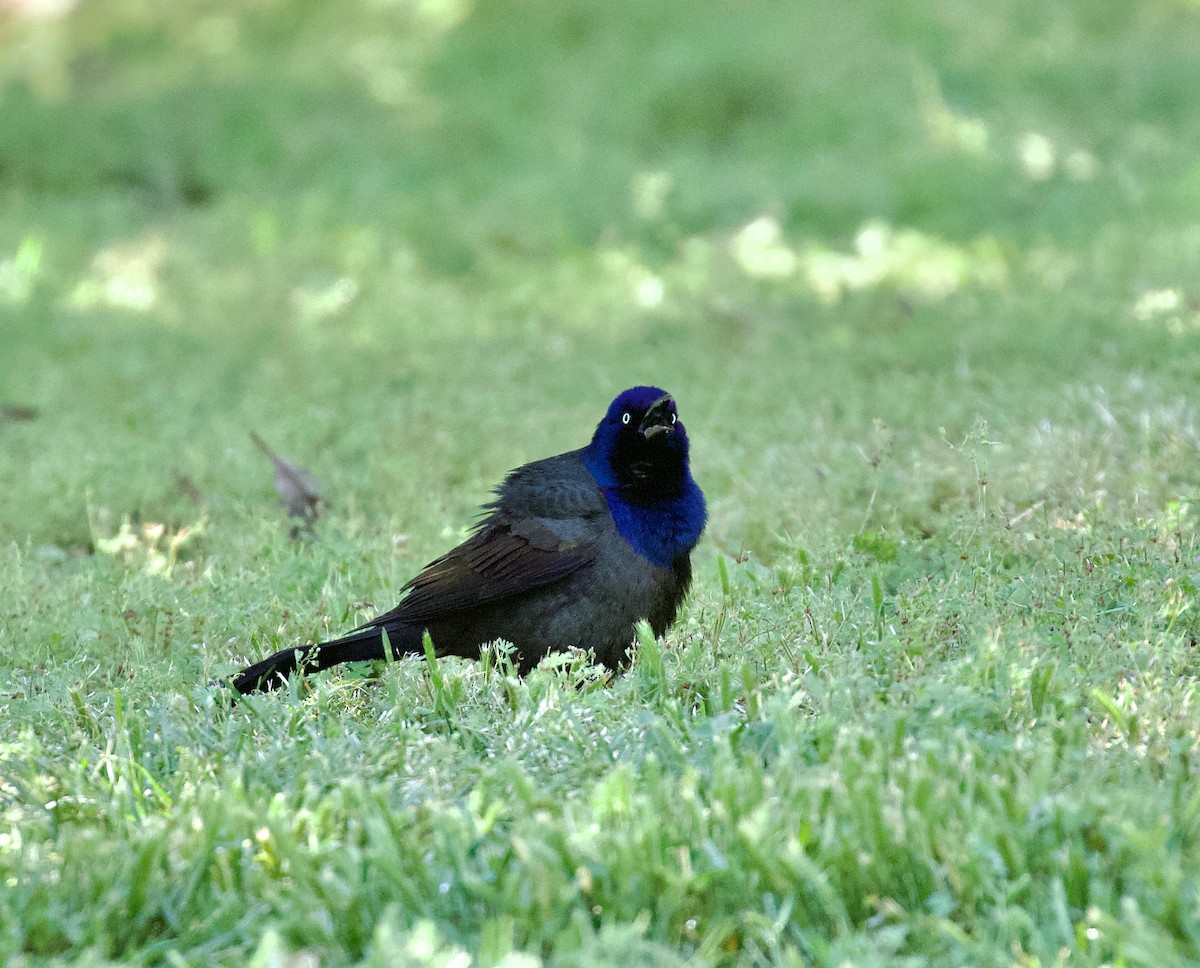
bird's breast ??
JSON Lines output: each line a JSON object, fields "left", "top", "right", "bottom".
{"left": 601, "top": 482, "right": 706, "bottom": 569}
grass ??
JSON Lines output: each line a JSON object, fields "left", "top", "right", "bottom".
{"left": 3, "top": 0, "right": 1200, "bottom": 963}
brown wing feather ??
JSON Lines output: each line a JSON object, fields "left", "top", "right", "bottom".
{"left": 361, "top": 518, "right": 595, "bottom": 626}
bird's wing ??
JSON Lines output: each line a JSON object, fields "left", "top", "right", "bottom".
{"left": 363, "top": 515, "right": 597, "bottom": 626}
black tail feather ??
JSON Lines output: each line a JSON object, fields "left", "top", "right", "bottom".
{"left": 227, "top": 623, "right": 421, "bottom": 694}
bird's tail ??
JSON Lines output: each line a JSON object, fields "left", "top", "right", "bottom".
{"left": 227, "top": 622, "right": 422, "bottom": 694}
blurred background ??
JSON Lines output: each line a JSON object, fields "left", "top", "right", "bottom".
{"left": 5, "top": 7, "right": 1200, "bottom": 962}
{"left": 1, "top": 0, "right": 1199, "bottom": 562}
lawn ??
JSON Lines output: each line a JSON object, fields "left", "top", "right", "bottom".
{"left": 3, "top": 0, "right": 1200, "bottom": 964}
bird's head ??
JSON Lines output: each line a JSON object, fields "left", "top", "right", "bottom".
{"left": 586, "top": 386, "right": 691, "bottom": 501}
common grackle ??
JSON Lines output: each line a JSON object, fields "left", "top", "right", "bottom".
{"left": 229, "top": 387, "right": 706, "bottom": 693}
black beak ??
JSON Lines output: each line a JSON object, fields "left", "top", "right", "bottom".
{"left": 638, "top": 394, "right": 675, "bottom": 439}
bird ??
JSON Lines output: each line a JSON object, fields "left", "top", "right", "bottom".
{"left": 228, "top": 386, "right": 707, "bottom": 694}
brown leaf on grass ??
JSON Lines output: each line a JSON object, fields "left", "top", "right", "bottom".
{"left": 250, "top": 431, "right": 323, "bottom": 529}
{"left": 173, "top": 468, "right": 203, "bottom": 505}
{"left": 1, "top": 404, "right": 38, "bottom": 422}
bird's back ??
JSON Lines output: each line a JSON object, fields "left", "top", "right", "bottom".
{"left": 487, "top": 450, "right": 608, "bottom": 520}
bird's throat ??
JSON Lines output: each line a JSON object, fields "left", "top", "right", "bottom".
{"left": 581, "top": 433, "right": 706, "bottom": 568}
{"left": 609, "top": 440, "right": 687, "bottom": 504}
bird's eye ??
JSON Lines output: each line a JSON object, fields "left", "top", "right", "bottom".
{"left": 621, "top": 412, "right": 631, "bottom": 425}
{"left": 670, "top": 413, "right": 677, "bottom": 424}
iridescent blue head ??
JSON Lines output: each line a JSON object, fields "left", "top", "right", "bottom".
{"left": 584, "top": 386, "right": 691, "bottom": 501}
{"left": 582, "top": 387, "right": 706, "bottom": 568}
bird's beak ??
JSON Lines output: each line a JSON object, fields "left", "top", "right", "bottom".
{"left": 638, "top": 394, "right": 676, "bottom": 439}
